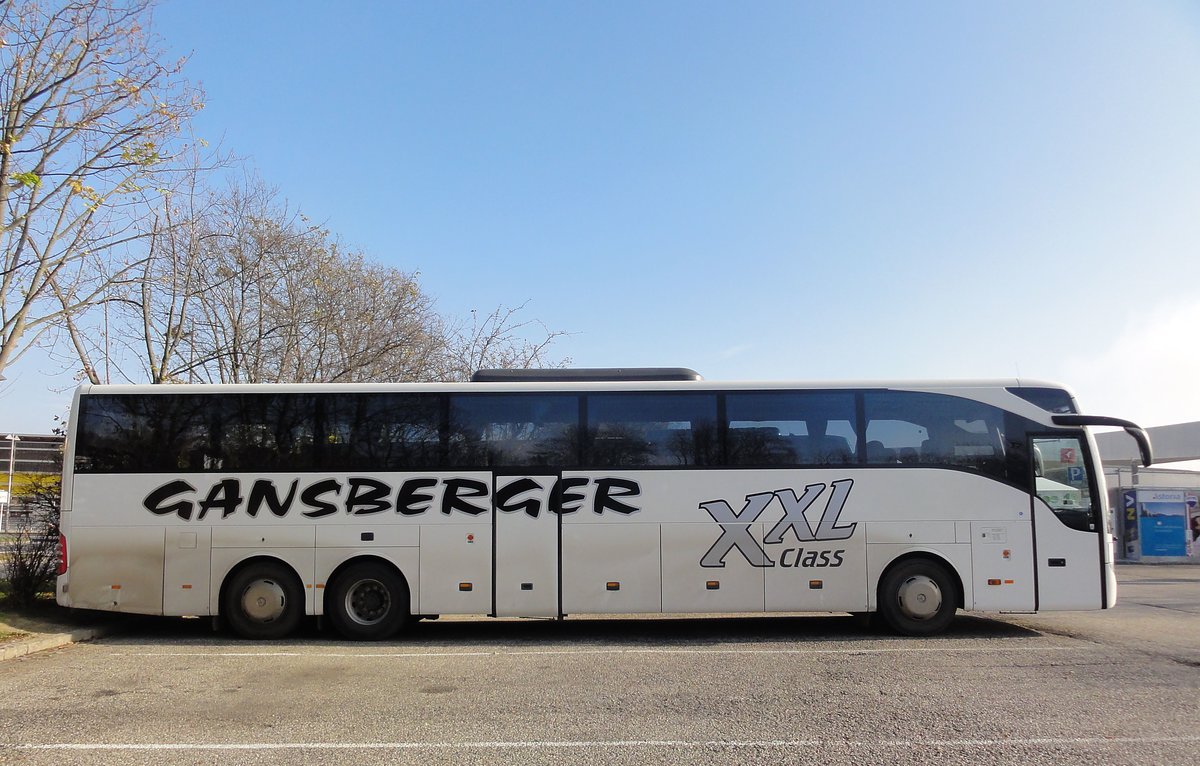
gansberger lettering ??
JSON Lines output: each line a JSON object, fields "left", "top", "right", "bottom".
{"left": 143, "top": 475, "right": 641, "bottom": 521}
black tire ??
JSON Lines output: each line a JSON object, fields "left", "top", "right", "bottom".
{"left": 878, "top": 558, "right": 958, "bottom": 636}
{"left": 222, "top": 560, "right": 304, "bottom": 640}
{"left": 327, "top": 561, "right": 410, "bottom": 641}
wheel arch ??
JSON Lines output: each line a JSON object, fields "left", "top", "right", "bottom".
{"left": 876, "top": 550, "right": 965, "bottom": 611}
{"left": 217, "top": 555, "right": 306, "bottom": 619}
{"left": 322, "top": 554, "right": 412, "bottom": 616}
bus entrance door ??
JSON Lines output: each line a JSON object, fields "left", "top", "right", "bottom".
{"left": 493, "top": 473, "right": 561, "bottom": 618}
{"left": 1030, "top": 436, "right": 1104, "bottom": 610}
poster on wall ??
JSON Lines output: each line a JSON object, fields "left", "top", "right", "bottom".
{"left": 1188, "top": 494, "right": 1199, "bottom": 559}
{"left": 1137, "top": 490, "right": 1188, "bottom": 558}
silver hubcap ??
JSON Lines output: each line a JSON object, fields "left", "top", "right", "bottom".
{"left": 345, "top": 579, "right": 391, "bottom": 626}
{"left": 241, "top": 579, "right": 287, "bottom": 623}
{"left": 897, "top": 575, "right": 942, "bottom": 620}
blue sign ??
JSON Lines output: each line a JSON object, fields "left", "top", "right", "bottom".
{"left": 1066, "top": 466, "right": 1086, "bottom": 485}
{"left": 1138, "top": 498, "right": 1188, "bottom": 557}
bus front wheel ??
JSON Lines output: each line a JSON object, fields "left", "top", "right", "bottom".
{"left": 327, "top": 561, "right": 410, "bottom": 641}
{"left": 878, "top": 558, "right": 957, "bottom": 636}
{"left": 222, "top": 561, "right": 304, "bottom": 640}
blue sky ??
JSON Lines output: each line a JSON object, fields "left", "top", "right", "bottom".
{"left": 5, "top": 1, "right": 1200, "bottom": 432}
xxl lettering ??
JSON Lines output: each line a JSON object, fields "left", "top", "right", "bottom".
{"left": 765, "top": 479, "right": 856, "bottom": 543}
{"left": 700, "top": 480, "right": 857, "bottom": 567}
{"left": 700, "top": 492, "right": 775, "bottom": 567}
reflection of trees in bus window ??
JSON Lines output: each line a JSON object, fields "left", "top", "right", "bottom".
{"left": 222, "top": 394, "right": 317, "bottom": 471}
{"left": 585, "top": 424, "right": 654, "bottom": 466}
{"left": 447, "top": 394, "right": 579, "bottom": 468}
{"left": 585, "top": 393, "right": 718, "bottom": 467}
{"left": 725, "top": 391, "right": 857, "bottom": 467}
{"left": 321, "top": 393, "right": 441, "bottom": 471}
{"left": 75, "top": 394, "right": 212, "bottom": 472}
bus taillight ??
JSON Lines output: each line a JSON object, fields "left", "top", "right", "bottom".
{"left": 57, "top": 533, "right": 67, "bottom": 576}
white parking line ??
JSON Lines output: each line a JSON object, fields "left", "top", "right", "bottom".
{"left": 9, "top": 736, "right": 1200, "bottom": 751}
{"left": 109, "top": 645, "right": 1078, "bottom": 659}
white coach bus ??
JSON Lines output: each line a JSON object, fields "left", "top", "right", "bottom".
{"left": 55, "top": 369, "right": 1152, "bottom": 640}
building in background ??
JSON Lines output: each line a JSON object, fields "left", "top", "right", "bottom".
{"left": 0, "top": 433, "right": 64, "bottom": 532}
{"left": 1097, "top": 422, "right": 1200, "bottom": 563}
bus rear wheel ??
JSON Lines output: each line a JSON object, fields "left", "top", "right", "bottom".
{"left": 878, "top": 558, "right": 957, "bottom": 636}
{"left": 223, "top": 561, "right": 304, "bottom": 640}
{"left": 327, "top": 562, "right": 410, "bottom": 641}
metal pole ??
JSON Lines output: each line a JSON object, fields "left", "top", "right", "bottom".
{"left": 3, "top": 434, "right": 18, "bottom": 534}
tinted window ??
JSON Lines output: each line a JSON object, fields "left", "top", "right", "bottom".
{"left": 448, "top": 394, "right": 579, "bottom": 468}
{"left": 75, "top": 394, "right": 213, "bottom": 472}
{"left": 864, "top": 391, "right": 1008, "bottom": 479}
{"left": 1008, "top": 387, "right": 1078, "bottom": 414}
{"left": 585, "top": 393, "right": 718, "bottom": 467}
{"left": 75, "top": 393, "right": 324, "bottom": 472}
{"left": 320, "top": 393, "right": 442, "bottom": 470}
{"left": 220, "top": 394, "right": 317, "bottom": 471}
{"left": 726, "top": 391, "right": 857, "bottom": 466}
{"left": 77, "top": 393, "right": 442, "bottom": 472}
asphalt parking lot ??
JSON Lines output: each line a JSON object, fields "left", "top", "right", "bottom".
{"left": 1, "top": 565, "right": 1198, "bottom": 765}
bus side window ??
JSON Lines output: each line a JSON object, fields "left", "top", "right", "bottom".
{"left": 724, "top": 391, "right": 857, "bottom": 467}
{"left": 1032, "top": 436, "right": 1095, "bottom": 532}
{"left": 586, "top": 393, "right": 718, "bottom": 467}
{"left": 863, "top": 391, "right": 1009, "bottom": 481}
{"left": 321, "top": 392, "right": 441, "bottom": 471}
{"left": 448, "top": 393, "right": 579, "bottom": 468}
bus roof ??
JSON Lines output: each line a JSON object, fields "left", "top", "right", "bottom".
{"left": 72, "top": 376, "right": 1070, "bottom": 398}
{"left": 471, "top": 368, "right": 703, "bottom": 382}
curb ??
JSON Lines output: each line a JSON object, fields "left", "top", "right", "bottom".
{"left": 0, "top": 624, "right": 114, "bottom": 661}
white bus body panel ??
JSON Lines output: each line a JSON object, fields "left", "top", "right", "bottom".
{"left": 494, "top": 475, "right": 560, "bottom": 618}
{"left": 764, "top": 523, "right": 866, "bottom": 612}
{"left": 661, "top": 522, "right": 766, "bottom": 612}
{"left": 164, "top": 527, "right": 212, "bottom": 615}
{"left": 562, "top": 523, "right": 661, "bottom": 613}
{"left": 1033, "top": 501, "right": 1103, "bottom": 610}
{"left": 969, "top": 522, "right": 1035, "bottom": 611}
{"left": 67, "top": 526, "right": 165, "bottom": 613}
{"left": 418, "top": 524, "right": 492, "bottom": 615}
{"left": 62, "top": 466, "right": 1054, "bottom": 620}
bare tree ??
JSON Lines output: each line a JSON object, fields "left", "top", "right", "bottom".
{"left": 0, "top": 0, "right": 203, "bottom": 383}
{"left": 265, "top": 245, "right": 446, "bottom": 383}
{"left": 439, "top": 303, "right": 570, "bottom": 381}
{"left": 61, "top": 170, "right": 571, "bottom": 385}
{"left": 82, "top": 175, "right": 454, "bottom": 385}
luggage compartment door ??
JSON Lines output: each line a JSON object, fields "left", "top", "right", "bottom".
{"left": 493, "top": 473, "right": 561, "bottom": 617}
